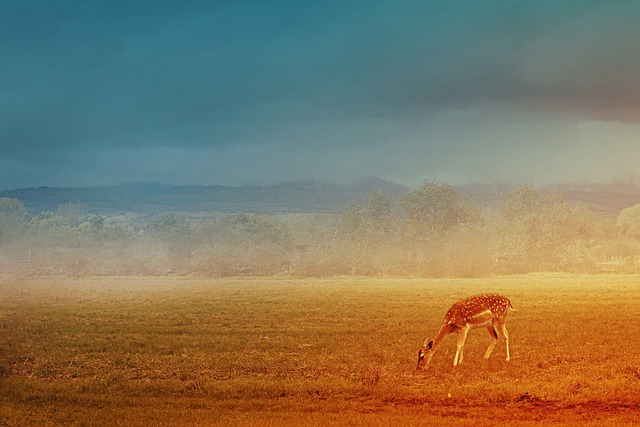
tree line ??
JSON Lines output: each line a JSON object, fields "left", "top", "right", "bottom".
{"left": 1, "top": 181, "right": 640, "bottom": 277}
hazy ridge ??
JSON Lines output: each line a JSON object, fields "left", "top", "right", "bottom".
{"left": 1, "top": 178, "right": 639, "bottom": 220}
{"left": 0, "top": 178, "right": 407, "bottom": 215}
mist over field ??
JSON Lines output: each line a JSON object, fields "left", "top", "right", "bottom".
{"left": 1, "top": 180, "right": 640, "bottom": 278}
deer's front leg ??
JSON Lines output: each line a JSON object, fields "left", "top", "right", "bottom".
{"left": 484, "top": 324, "right": 499, "bottom": 359}
{"left": 454, "top": 327, "right": 469, "bottom": 366}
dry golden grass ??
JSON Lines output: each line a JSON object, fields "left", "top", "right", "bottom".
{"left": 2, "top": 274, "right": 640, "bottom": 426}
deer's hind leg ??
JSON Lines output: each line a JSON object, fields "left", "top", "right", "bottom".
{"left": 498, "top": 323, "right": 510, "bottom": 361}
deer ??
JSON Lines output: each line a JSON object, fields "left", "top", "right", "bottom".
{"left": 416, "top": 293, "right": 513, "bottom": 369}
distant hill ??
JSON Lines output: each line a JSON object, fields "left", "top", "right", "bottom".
{"left": 456, "top": 182, "right": 640, "bottom": 222}
{"left": 560, "top": 189, "right": 640, "bottom": 221}
{"left": 0, "top": 178, "right": 408, "bottom": 216}
{"left": 1, "top": 179, "right": 639, "bottom": 220}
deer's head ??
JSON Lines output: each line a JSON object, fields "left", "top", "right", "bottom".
{"left": 416, "top": 338, "right": 435, "bottom": 370}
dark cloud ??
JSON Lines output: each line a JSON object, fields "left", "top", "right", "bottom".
{"left": 1, "top": 1, "right": 640, "bottom": 189}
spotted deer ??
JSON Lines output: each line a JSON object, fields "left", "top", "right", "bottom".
{"left": 416, "top": 294, "right": 513, "bottom": 369}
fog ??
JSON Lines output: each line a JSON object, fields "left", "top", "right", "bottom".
{"left": 2, "top": 184, "right": 640, "bottom": 278}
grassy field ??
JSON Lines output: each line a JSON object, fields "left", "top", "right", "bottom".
{"left": 3, "top": 274, "right": 640, "bottom": 426}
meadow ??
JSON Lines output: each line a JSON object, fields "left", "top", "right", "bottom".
{"left": 2, "top": 274, "right": 640, "bottom": 426}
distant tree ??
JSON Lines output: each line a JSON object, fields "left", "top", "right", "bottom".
{"left": 144, "top": 213, "right": 194, "bottom": 268}
{"left": 230, "top": 214, "right": 294, "bottom": 247}
{"left": 0, "top": 198, "right": 30, "bottom": 241}
{"left": 400, "top": 181, "right": 481, "bottom": 239}
{"left": 617, "top": 204, "right": 640, "bottom": 239}
{"left": 366, "top": 189, "right": 393, "bottom": 233}
{"left": 55, "top": 202, "right": 87, "bottom": 227}
{"left": 145, "top": 213, "right": 192, "bottom": 242}
{"left": 501, "top": 184, "right": 539, "bottom": 221}
{"left": 0, "top": 198, "right": 28, "bottom": 217}
{"left": 78, "top": 214, "right": 105, "bottom": 234}
{"left": 102, "top": 215, "right": 137, "bottom": 241}
{"left": 334, "top": 189, "right": 398, "bottom": 274}
{"left": 338, "top": 190, "right": 393, "bottom": 239}
{"left": 494, "top": 186, "right": 598, "bottom": 272}
{"left": 191, "top": 214, "right": 294, "bottom": 276}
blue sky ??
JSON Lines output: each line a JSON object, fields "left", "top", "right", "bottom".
{"left": 1, "top": 0, "right": 640, "bottom": 190}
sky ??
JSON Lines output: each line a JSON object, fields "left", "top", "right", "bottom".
{"left": 1, "top": 0, "right": 640, "bottom": 191}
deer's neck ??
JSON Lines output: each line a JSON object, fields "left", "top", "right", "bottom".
{"left": 431, "top": 323, "right": 455, "bottom": 349}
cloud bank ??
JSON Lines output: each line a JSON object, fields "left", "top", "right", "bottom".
{"left": 1, "top": 1, "right": 639, "bottom": 190}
